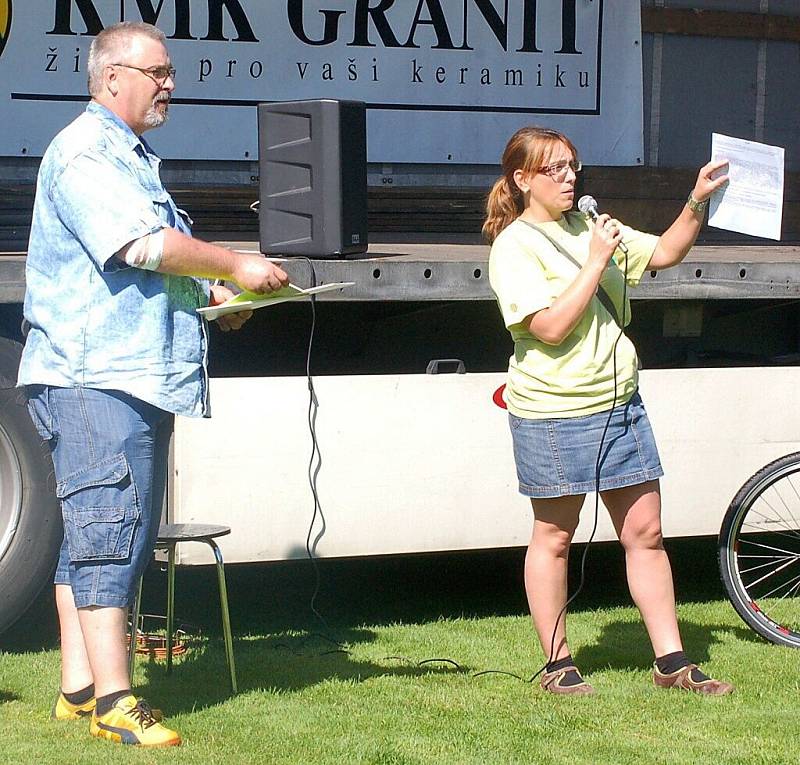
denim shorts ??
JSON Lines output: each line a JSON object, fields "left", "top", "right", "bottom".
{"left": 509, "top": 391, "right": 663, "bottom": 498}
{"left": 26, "top": 386, "right": 173, "bottom": 608}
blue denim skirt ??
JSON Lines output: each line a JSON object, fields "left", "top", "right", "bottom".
{"left": 509, "top": 391, "right": 663, "bottom": 498}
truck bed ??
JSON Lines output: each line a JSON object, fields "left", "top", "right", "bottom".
{"left": 3, "top": 242, "right": 800, "bottom": 302}
{"left": 165, "top": 240, "right": 800, "bottom": 302}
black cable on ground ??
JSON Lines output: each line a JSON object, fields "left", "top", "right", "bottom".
{"left": 532, "top": 248, "right": 631, "bottom": 683}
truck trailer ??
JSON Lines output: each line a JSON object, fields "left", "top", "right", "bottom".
{"left": 1, "top": 0, "right": 799, "bottom": 633}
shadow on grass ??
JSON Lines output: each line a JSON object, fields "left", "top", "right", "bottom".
{"left": 129, "top": 536, "right": 728, "bottom": 636}
{"left": 0, "top": 690, "right": 21, "bottom": 703}
{"left": 131, "top": 546, "right": 532, "bottom": 639}
{"left": 132, "top": 630, "right": 470, "bottom": 714}
{"left": 575, "top": 617, "right": 759, "bottom": 673}
{"left": 0, "top": 585, "right": 58, "bottom": 652}
{"left": 0, "top": 535, "right": 735, "bottom": 651}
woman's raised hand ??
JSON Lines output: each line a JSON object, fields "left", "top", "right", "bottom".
{"left": 692, "top": 159, "right": 729, "bottom": 202}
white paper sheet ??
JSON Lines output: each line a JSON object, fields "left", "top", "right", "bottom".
{"left": 197, "top": 282, "right": 355, "bottom": 321}
{"left": 708, "top": 133, "right": 784, "bottom": 241}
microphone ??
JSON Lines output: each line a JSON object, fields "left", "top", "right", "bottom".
{"left": 577, "top": 195, "right": 628, "bottom": 255}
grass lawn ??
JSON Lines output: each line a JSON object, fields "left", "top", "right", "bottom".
{"left": 1, "top": 540, "right": 797, "bottom": 764}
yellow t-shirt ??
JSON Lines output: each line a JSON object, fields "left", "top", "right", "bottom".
{"left": 488, "top": 212, "right": 658, "bottom": 419}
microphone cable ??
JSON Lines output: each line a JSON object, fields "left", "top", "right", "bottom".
{"left": 288, "top": 259, "right": 462, "bottom": 664}
{"left": 245, "top": 206, "right": 329, "bottom": 626}
{"left": 530, "top": 220, "right": 631, "bottom": 684}
{"left": 286, "top": 231, "right": 628, "bottom": 678}
{"left": 245, "top": 198, "right": 336, "bottom": 637}
{"left": 294, "top": 257, "right": 330, "bottom": 629}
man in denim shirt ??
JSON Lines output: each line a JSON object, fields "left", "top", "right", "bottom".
{"left": 18, "top": 21, "right": 288, "bottom": 747}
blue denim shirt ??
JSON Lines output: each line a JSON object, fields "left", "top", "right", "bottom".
{"left": 18, "top": 102, "right": 210, "bottom": 417}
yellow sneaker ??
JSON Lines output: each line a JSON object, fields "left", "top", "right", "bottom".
{"left": 52, "top": 692, "right": 96, "bottom": 721}
{"left": 89, "top": 695, "right": 180, "bottom": 747}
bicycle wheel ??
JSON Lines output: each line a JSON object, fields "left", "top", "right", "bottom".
{"left": 719, "top": 452, "right": 800, "bottom": 648}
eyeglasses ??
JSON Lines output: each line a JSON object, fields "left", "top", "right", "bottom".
{"left": 539, "top": 159, "right": 582, "bottom": 182}
{"left": 112, "top": 63, "right": 176, "bottom": 86}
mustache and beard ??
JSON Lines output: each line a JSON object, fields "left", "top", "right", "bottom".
{"left": 144, "top": 92, "right": 170, "bottom": 129}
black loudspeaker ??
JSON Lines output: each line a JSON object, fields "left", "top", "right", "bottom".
{"left": 258, "top": 99, "right": 368, "bottom": 257}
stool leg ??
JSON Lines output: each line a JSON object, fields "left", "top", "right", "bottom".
{"left": 166, "top": 543, "right": 176, "bottom": 675}
{"left": 208, "top": 539, "right": 237, "bottom": 694}
{"left": 129, "top": 576, "right": 143, "bottom": 685}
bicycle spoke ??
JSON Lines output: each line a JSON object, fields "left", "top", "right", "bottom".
{"left": 769, "top": 472, "right": 800, "bottom": 531}
{"left": 742, "top": 507, "right": 800, "bottom": 538}
{"left": 757, "top": 572, "right": 800, "bottom": 602}
{"left": 743, "top": 573, "right": 800, "bottom": 631}
{"left": 743, "top": 563, "right": 800, "bottom": 595}
{"left": 738, "top": 556, "right": 797, "bottom": 578}
{"left": 786, "top": 577, "right": 800, "bottom": 599}
{"left": 736, "top": 538, "right": 800, "bottom": 557}
{"left": 752, "top": 480, "right": 800, "bottom": 533}
{"left": 741, "top": 554, "right": 798, "bottom": 590}
{"left": 749, "top": 600, "right": 800, "bottom": 632}
{"left": 740, "top": 520, "right": 800, "bottom": 542}
{"left": 742, "top": 499, "right": 800, "bottom": 538}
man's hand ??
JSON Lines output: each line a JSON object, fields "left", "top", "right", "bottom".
{"left": 208, "top": 284, "right": 253, "bottom": 332}
{"left": 231, "top": 255, "right": 289, "bottom": 294}
{"left": 159, "top": 230, "right": 291, "bottom": 293}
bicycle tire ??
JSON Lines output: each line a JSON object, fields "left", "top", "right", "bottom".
{"left": 718, "top": 452, "right": 800, "bottom": 648}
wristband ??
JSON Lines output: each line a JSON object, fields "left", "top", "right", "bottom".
{"left": 686, "top": 192, "right": 709, "bottom": 215}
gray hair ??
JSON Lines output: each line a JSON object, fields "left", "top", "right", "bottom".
{"left": 87, "top": 22, "right": 167, "bottom": 96}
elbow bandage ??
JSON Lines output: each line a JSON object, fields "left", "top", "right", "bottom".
{"left": 120, "top": 229, "right": 164, "bottom": 270}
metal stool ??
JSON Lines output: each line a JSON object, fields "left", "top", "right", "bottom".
{"left": 129, "top": 523, "right": 237, "bottom": 693}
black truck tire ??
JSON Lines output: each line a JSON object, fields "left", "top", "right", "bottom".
{"left": 0, "top": 338, "right": 61, "bottom": 635}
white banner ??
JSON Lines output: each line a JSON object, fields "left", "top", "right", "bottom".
{"left": 0, "top": 1, "right": 645, "bottom": 164}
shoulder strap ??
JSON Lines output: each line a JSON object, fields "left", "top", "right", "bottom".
{"left": 519, "top": 219, "right": 621, "bottom": 327}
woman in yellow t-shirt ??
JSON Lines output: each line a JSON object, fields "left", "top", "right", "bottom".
{"left": 486, "top": 126, "right": 732, "bottom": 696}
